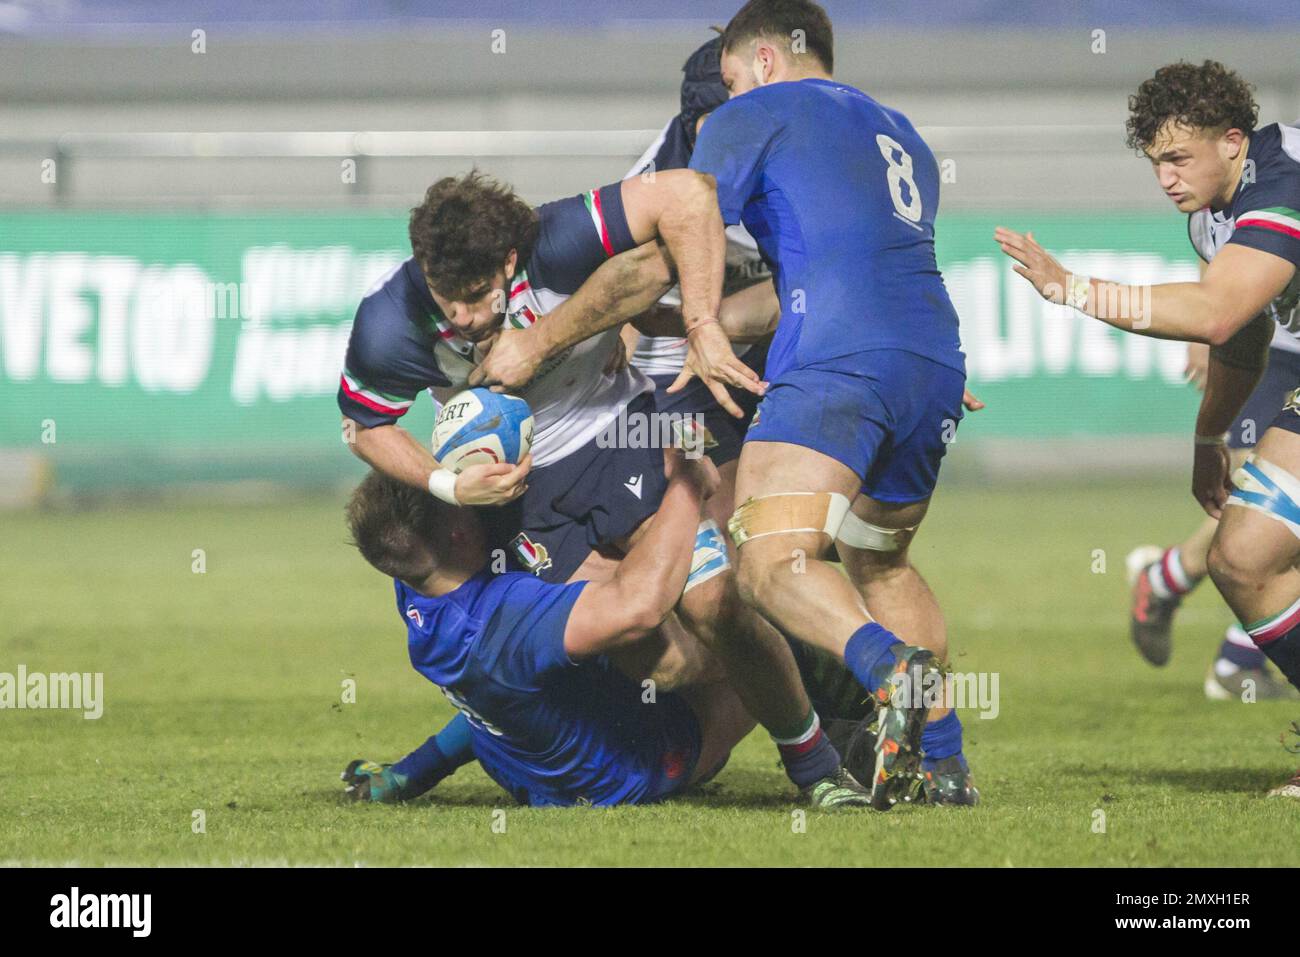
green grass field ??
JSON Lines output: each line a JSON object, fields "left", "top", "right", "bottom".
{"left": 3, "top": 479, "right": 1298, "bottom": 867}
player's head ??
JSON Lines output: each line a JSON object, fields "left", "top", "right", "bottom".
{"left": 719, "top": 0, "right": 833, "bottom": 97}
{"left": 346, "top": 470, "right": 486, "bottom": 591}
{"left": 409, "top": 170, "right": 539, "bottom": 343}
{"left": 1126, "top": 60, "right": 1259, "bottom": 214}
{"left": 680, "top": 35, "right": 730, "bottom": 146}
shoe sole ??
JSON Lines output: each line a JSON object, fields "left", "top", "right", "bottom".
{"left": 869, "top": 653, "right": 934, "bottom": 811}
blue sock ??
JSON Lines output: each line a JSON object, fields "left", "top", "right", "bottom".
{"left": 391, "top": 712, "right": 475, "bottom": 796}
{"left": 843, "top": 622, "right": 903, "bottom": 696}
{"left": 920, "top": 710, "right": 966, "bottom": 772}
{"left": 1216, "top": 633, "right": 1266, "bottom": 671}
{"left": 772, "top": 710, "right": 842, "bottom": 788}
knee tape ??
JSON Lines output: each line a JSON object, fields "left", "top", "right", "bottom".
{"left": 1227, "top": 453, "right": 1300, "bottom": 539}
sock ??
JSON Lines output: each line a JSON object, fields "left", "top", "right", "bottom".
{"left": 1147, "top": 546, "right": 1202, "bottom": 600}
{"left": 1214, "top": 623, "right": 1267, "bottom": 676}
{"left": 391, "top": 712, "right": 475, "bottom": 796}
{"left": 1245, "top": 597, "right": 1300, "bottom": 692}
{"left": 771, "top": 709, "right": 842, "bottom": 788}
{"left": 844, "top": 621, "right": 904, "bottom": 696}
{"left": 920, "top": 710, "right": 965, "bottom": 772}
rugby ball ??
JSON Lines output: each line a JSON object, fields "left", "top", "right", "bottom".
{"left": 432, "top": 388, "right": 534, "bottom": 473}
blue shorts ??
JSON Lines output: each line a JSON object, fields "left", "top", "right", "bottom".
{"left": 479, "top": 392, "right": 668, "bottom": 584}
{"left": 1233, "top": 348, "right": 1300, "bottom": 448}
{"left": 745, "top": 349, "right": 966, "bottom": 504}
{"left": 475, "top": 678, "right": 703, "bottom": 808}
{"left": 649, "top": 340, "right": 770, "bottom": 467}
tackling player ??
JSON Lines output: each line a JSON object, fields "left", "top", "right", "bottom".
{"left": 338, "top": 460, "right": 757, "bottom": 807}
{"left": 996, "top": 60, "right": 1300, "bottom": 798}
{"left": 671, "top": 0, "right": 974, "bottom": 808}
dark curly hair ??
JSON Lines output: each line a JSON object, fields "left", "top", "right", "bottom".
{"left": 1126, "top": 60, "right": 1258, "bottom": 154}
{"left": 409, "top": 170, "right": 539, "bottom": 300}
{"left": 722, "top": 0, "right": 833, "bottom": 73}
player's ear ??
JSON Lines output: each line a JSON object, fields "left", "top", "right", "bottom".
{"left": 1221, "top": 127, "right": 1246, "bottom": 159}
{"left": 503, "top": 248, "right": 518, "bottom": 279}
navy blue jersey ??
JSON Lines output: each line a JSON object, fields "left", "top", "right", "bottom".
{"left": 1187, "top": 123, "right": 1300, "bottom": 342}
{"left": 337, "top": 183, "right": 647, "bottom": 466}
{"left": 689, "top": 79, "right": 964, "bottom": 381}
{"left": 397, "top": 570, "right": 698, "bottom": 806}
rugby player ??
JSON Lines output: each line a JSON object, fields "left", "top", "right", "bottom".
{"left": 623, "top": 31, "right": 983, "bottom": 801}
{"left": 338, "top": 459, "right": 758, "bottom": 807}
{"left": 653, "top": 0, "right": 975, "bottom": 809}
{"left": 996, "top": 60, "right": 1300, "bottom": 798}
{"left": 340, "top": 170, "right": 870, "bottom": 806}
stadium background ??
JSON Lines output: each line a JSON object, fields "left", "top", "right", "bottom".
{"left": 4, "top": 0, "right": 1300, "bottom": 502}
{"left": 5, "top": 1, "right": 1300, "bottom": 871}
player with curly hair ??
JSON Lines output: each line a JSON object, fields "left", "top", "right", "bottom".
{"left": 996, "top": 60, "right": 1300, "bottom": 798}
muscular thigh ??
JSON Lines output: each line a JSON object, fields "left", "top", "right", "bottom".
{"left": 1221, "top": 426, "right": 1300, "bottom": 575}
{"left": 837, "top": 494, "right": 931, "bottom": 581}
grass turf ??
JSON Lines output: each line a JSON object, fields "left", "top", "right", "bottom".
{"left": 2, "top": 479, "right": 1298, "bottom": 866}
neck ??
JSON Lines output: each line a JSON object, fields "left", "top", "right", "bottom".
{"left": 408, "top": 552, "right": 483, "bottom": 598}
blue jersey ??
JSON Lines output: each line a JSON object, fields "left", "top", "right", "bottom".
{"left": 690, "top": 79, "right": 964, "bottom": 381}
{"left": 396, "top": 570, "right": 699, "bottom": 806}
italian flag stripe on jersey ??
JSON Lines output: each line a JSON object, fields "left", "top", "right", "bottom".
{"left": 340, "top": 372, "right": 415, "bottom": 416}
{"left": 1236, "top": 207, "right": 1300, "bottom": 240}
{"left": 583, "top": 189, "right": 614, "bottom": 257}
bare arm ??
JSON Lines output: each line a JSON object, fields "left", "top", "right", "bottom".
{"left": 718, "top": 279, "right": 778, "bottom": 343}
{"left": 346, "top": 418, "right": 530, "bottom": 507}
{"left": 995, "top": 228, "right": 1295, "bottom": 344}
{"left": 469, "top": 240, "right": 674, "bottom": 390}
{"left": 562, "top": 457, "right": 709, "bottom": 660}
{"left": 1190, "top": 314, "right": 1272, "bottom": 518}
{"left": 620, "top": 169, "right": 726, "bottom": 336}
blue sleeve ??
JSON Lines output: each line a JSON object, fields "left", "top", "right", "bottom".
{"left": 528, "top": 183, "right": 637, "bottom": 295}
{"left": 337, "top": 281, "right": 450, "bottom": 428}
{"left": 478, "top": 575, "right": 589, "bottom": 686}
{"left": 689, "top": 96, "right": 781, "bottom": 224}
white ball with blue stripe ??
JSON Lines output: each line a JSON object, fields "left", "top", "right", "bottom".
{"left": 432, "top": 388, "right": 534, "bottom": 474}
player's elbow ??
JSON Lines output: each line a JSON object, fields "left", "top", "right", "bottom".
{"left": 617, "top": 582, "right": 676, "bottom": 640}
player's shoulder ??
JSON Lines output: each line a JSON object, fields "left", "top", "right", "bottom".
{"left": 353, "top": 259, "right": 426, "bottom": 335}
{"left": 1242, "top": 123, "right": 1300, "bottom": 200}
{"left": 347, "top": 259, "right": 434, "bottom": 361}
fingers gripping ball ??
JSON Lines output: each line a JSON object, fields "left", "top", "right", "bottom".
{"left": 432, "top": 388, "right": 534, "bottom": 473}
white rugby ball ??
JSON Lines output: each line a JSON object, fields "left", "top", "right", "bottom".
{"left": 432, "top": 388, "right": 534, "bottom": 474}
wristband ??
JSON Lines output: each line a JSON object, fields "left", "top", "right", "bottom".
{"left": 1194, "top": 433, "right": 1228, "bottom": 447}
{"left": 1065, "top": 274, "right": 1091, "bottom": 310}
{"left": 427, "top": 468, "right": 459, "bottom": 504}
{"left": 685, "top": 317, "right": 719, "bottom": 337}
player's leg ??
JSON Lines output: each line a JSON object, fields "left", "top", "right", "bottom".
{"left": 1205, "top": 424, "right": 1300, "bottom": 796}
{"left": 730, "top": 437, "right": 939, "bottom": 809}
{"left": 680, "top": 678, "right": 758, "bottom": 787}
{"left": 835, "top": 493, "right": 978, "bottom": 806}
{"left": 1128, "top": 348, "right": 1300, "bottom": 690}
{"left": 621, "top": 505, "right": 867, "bottom": 807}
{"left": 1126, "top": 512, "right": 1217, "bottom": 667}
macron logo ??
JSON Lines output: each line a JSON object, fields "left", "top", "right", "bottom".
{"left": 624, "top": 474, "right": 643, "bottom": 499}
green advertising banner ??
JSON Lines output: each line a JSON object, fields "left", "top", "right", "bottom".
{"left": 0, "top": 209, "right": 1204, "bottom": 492}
